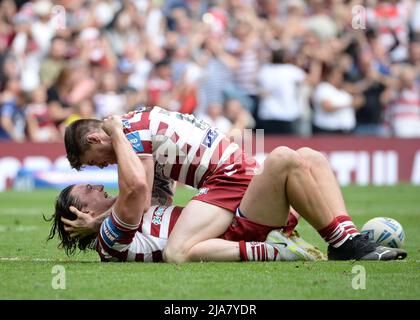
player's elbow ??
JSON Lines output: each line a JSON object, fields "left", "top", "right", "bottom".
{"left": 134, "top": 179, "right": 149, "bottom": 196}
{"left": 125, "top": 179, "right": 149, "bottom": 200}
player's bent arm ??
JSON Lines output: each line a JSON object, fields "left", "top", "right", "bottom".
{"left": 138, "top": 156, "right": 154, "bottom": 211}
{"left": 112, "top": 130, "right": 149, "bottom": 226}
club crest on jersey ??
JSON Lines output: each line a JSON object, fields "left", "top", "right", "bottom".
{"left": 202, "top": 129, "right": 219, "bottom": 148}
{"left": 126, "top": 132, "right": 144, "bottom": 153}
{"left": 152, "top": 207, "right": 165, "bottom": 225}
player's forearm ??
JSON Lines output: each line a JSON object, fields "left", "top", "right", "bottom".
{"left": 111, "top": 130, "right": 148, "bottom": 194}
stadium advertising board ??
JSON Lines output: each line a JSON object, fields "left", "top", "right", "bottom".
{"left": 0, "top": 137, "right": 419, "bottom": 191}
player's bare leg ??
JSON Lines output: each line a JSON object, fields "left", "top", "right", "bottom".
{"left": 187, "top": 237, "right": 321, "bottom": 262}
{"left": 239, "top": 146, "right": 333, "bottom": 230}
{"left": 163, "top": 200, "right": 233, "bottom": 263}
{"left": 295, "top": 147, "right": 359, "bottom": 235}
{"left": 284, "top": 147, "right": 358, "bottom": 236}
{"left": 296, "top": 147, "right": 347, "bottom": 216}
{"left": 187, "top": 239, "right": 241, "bottom": 262}
{"left": 240, "top": 146, "right": 406, "bottom": 261}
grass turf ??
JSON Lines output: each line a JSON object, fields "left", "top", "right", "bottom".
{"left": 0, "top": 185, "right": 419, "bottom": 299}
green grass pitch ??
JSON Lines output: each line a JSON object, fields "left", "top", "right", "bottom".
{"left": 0, "top": 185, "right": 419, "bottom": 299}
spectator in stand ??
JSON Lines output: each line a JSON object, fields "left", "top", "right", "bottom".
{"left": 39, "top": 36, "right": 68, "bottom": 88}
{"left": 0, "top": 0, "right": 17, "bottom": 27}
{"left": 47, "top": 64, "right": 96, "bottom": 125}
{"left": 120, "top": 42, "right": 153, "bottom": 92}
{"left": 195, "top": 35, "right": 239, "bottom": 118}
{"left": 382, "top": 64, "right": 420, "bottom": 137}
{"left": 93, "top": 71, "right": 126, "bottom": 119}
{"left": 200, "top": 102, "right": 232, "bottom": 134}
{"left": 257, "top": 49, "right": 307, "bottom": 134}
{"left": 0, "top": 0, "right": 419, "bottom": 141}
{"left": 172, "top": 51, "right": 202, "bottom": 114}
{"left": 306, "top": 0, "right": 338, "bottom": 41}
{"left": 26, "top": 85, "right": 61, "bottom": 142}
{"left": 411, "top": 0, "right": 420, "bottom": 35}
{"left": 352, "top": 58, "right": 390, "bottom": 136}
{"left": 312, "top": 63, "right": 364, "bottom": 134}
{"left": 105, "top": 7, "right": 140, "bottom": 57}
{"left": 10, "top": 11, "right": 42, "bottom": 93}
{"left": 225, "top": 14, "right": 262, "bottom": 117}
{"left": 0, "top": 54, "right": 20, "bottom": 89}
{"left": 367, "top": 0, "right": 413, "bottom": 62}
{"left": 408, "top": 39, "right": 420, "bottom": 79}
{"left": 147, "top": 59, "right": 174, "bottom": 108}
{"left": 76, "top": 27, "right": 117, "bottom": 72}
{"left": 31, "top": 0, "right": 56, "bottom": 55}
{"left": 341, "top": 30, "right": 393, "bottom": 136}
{"left": 0, "top": 77, "right": 26, "bottom": 141}
{"left": 1, "top": 0, "right": 16, "bottom": 57}
{"left": 59, "top": 99, "right": 96, "bottom": 136}
{"left": 225, "top": 98, "right": 256, "bottom": 133}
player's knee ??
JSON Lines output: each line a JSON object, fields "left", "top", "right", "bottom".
{"left": 297, "top": 147, "right": 329, "bottom": 168}
{"left": 163, "top": 246, "right": 189, "bottom": 264}
{"left": 268, "top": 146, "right": 307, "bottom": 172}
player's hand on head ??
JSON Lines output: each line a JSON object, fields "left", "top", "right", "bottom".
{"left": 61, "top": 206, "right": 97, "bottom": 238}
{"left": 102, "top": 115, "right": 123, "bottom": 137}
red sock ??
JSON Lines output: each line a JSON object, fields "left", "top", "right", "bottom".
{"left": 282, "top": 211, "right": 299, "bottom": 236}
{"left": 336, "top": 215, "right": 360, "bottom": 236}
{"left": 318, "top": 218, "right": 350, "bottom": 248}
{"left": 239, "top": 241, "right": 279, "bottom": 261}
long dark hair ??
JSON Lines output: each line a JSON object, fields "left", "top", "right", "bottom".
{"left": 44, "top": 185, "right": 97, "bottom": 256}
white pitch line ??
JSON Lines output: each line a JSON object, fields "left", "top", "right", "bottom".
{"left": 0, "top": 257, "right": 57, "bottom": 262}
{"left": 0, "top": 225, "right": 39, "bottom": 232}
{"left": 0, "top": 208, "right": 45, "bottom": 216}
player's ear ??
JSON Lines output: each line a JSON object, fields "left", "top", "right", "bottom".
{"left": 86, "top": 132, "right": 101, "bottom": 145}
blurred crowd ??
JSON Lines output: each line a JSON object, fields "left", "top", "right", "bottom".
{"left": 0, "top": 0, "right": 420, "bottom": 142}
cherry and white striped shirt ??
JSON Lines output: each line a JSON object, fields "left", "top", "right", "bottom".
{"left": 121, "top": 106, "right": 240, "bottom": 189}
{"left": 96, "top": 205, "right": 183, "bottom": 262}
{"left": 390, "top": 86, "right": 420, "bottom": 121}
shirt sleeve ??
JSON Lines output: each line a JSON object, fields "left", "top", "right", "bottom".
{"left": 96, "top": 209, "right": 139, "bottom": 262}
{"left": 122, "top": 111, "right": 153, "bottom": 156}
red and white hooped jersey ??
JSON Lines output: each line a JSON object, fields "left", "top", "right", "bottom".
{"left": 121, "top": 106, "right": 240, "bottom": 189}
{"left": 390, "top": 86, "right": 420, "bottom": 121}
{"left": 96, "top": 204, "right": 280, "bottom": 262}
{"left": 96, "top": 205, "right": 183, "bottom": 262}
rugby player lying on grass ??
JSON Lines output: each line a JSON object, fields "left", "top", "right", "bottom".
{"left": 49, "top": 116, "right": 407, "bottom": 261}
{"left": 64, "top": 110, "right": 407, "bottom": 261}
{"left": 47, "top": 116, "right": 323, "bottom": 262}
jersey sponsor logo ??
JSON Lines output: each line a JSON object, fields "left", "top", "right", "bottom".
{"left": 202, "top": 129, "right": 219, "bottom": 148}
{"left": 122, "top": 119, "right": 131, "bottom": 129}
{"left": 101, "top": 218, "right": 121, "bottom": 247}
{"left": 126, "top": 132, "right": 144, "bottom": 153}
